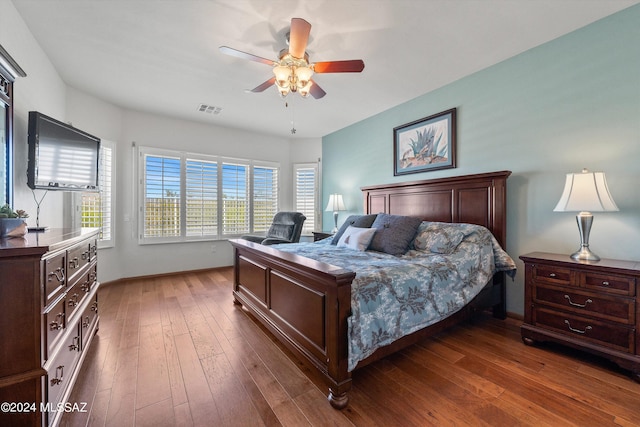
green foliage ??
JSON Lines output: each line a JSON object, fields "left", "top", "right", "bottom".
{"left": 409, "top": 127, "right": 436, "bottom": 157}
{"left": 0, "top": 204, "right": 29, "bottom": 218}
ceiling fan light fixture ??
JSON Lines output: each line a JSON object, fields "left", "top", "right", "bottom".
{"left": 273, "top": 65, "right": 291, "bottom": 88}
{"left": 294, "top": 66, "right": 313, "bottom": 88}
{"left": 299, "top": 80, "right": 313, "bottom": 98}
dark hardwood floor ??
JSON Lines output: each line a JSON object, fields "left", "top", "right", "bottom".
{"left": 61, "top": 267, "right": 640, "bottom": 426}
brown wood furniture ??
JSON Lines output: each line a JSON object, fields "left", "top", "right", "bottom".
{"left": 0, "top": 228, "right": 100, "bottom": 427}
{"left": 312, "top": 231, "right": 333, "bottom": 241}
{"left": 230, "top": 170, "right": 511, "bottom": 408}
{"left": 521, "top": 252, "right": 640, "bottom": 381}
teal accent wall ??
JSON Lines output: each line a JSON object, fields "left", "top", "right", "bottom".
{"left": 322, "top": 5, "right": 640, "bottom": 315}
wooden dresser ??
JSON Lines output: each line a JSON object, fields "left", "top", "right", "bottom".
{"left": 0, "top": 228, "right": 100, "bottom": 427}
{"left": 520, "top": 252, "right": 640, "bottom": 381}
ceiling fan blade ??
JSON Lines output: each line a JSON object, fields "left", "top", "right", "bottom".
{"left": 313, "top": 60, "right": 365, "bottom": 73}
{"left": 309, "top": 80, "right": 326, "bottom": 99}
{"left": 288, "top": 18, "right": 311, "bottom": 59}
{"left": 219, "top": 46, "right": 275, "bottom": 66}
{"left": 249, "top": 77, "right": 276, "bottom": 93}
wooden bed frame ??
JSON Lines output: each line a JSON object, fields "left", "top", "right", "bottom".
{"left": 229, "top": 170, "right": 511, "bottom": 408}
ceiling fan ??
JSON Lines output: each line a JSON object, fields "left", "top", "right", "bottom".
{"left": 220, "top": 18, "right": 365, "bottom": 99}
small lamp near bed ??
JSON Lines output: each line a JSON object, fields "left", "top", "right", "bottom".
{"left": 325, "top": 193, "right": 346, "bottom": 233}
{"left": 553, "top": 168, "right": 618, "bottom": 261}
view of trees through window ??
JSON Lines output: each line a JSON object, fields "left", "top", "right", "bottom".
{"left": 140, "top": 148, "right": 278, "bottom": 242}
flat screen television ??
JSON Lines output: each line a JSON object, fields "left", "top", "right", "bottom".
{"left": 27, "top": 111, "right": 100, "bottom": 191}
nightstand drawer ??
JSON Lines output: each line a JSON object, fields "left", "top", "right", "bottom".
{"left": 532, "top": 264, "right": 573, "bottom": 286}
{"left": 581, "top": 272, "right": 635, "bottom": 296}
{"left": 533, "top": 307, "right": 634, "bottom": 353}
{"left": 534, "top": 285, "right": 635, "bottom": 325}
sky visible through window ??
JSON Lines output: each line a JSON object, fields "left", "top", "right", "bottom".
{"left": 145, "top": 156, "right": 270, "bottom": 199}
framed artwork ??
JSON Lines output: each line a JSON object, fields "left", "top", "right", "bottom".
{"left": 393, "top": 108, "right": 456, "bottom": 176}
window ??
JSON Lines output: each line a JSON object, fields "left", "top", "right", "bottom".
{"left": 138, "top": 146, "right": 279, "bottom": 243}
{"left": 293, "top": 163, "right": 318, "bottom": 235}
{"left": 81, "top": 141, "right": 115, "bottom": 247}
{"left": 252, "top": 164, "right": 279, "bottom": 233}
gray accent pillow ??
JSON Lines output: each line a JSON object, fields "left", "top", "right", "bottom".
{"left": 369, "top": 213, "right": 422, "bottom": 255}
{"left": 331, "top": 214, "right": 378, "bottom": 245}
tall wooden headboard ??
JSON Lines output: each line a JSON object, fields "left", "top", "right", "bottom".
{"left": 361, "top": 170, "right": 511, "bottom": 247}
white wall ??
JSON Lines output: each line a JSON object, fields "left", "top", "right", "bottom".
{"left": 2, "top": 0, "right": 67, "bottom": 229}
{"left": 3, "top": 0, "right": 323, "bottom": 283}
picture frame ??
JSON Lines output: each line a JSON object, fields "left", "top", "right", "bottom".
{"left": 393, "top": 108, "right": 456, "bottom": 176}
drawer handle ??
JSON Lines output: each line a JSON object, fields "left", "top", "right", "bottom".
{"left": 82, "top": 315, "right": 90, "bottom": 329}
{"left": 549, "top": 273, "right": 556, "bottom": 278}
{"left": 81, "top": 281, "right": 91, "bottom": 292}
{"left": 69, "top": 257, "right": 80, "bottom": 269}
{"left": 48, "top": 267, "right": 65, "bottom": 283}
{"left": 602, "top": 281, "right": 610, "bottom": 286}
{"left": 564, "top": 295, "right": 593, "bottom": 308}
{"left": 68, "top": 293, "right": 79, "bottom": 307}
{"left": 49, "top": 313, "right": 64, "bottom": 331}
{"left": 564, "top": 320, "right": 592, "bottom": 335}
{"left": 68, "top": 336, "right": 79, "bottom": 351}
{"left": 50, "top": 365, "right": 64, "bottom": 386}
{"left": 81, "top": 250, "right": 89, "bottom": 260}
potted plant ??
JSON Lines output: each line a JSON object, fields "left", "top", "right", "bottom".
{"left": 0, "top": 204, "right": 29, "bottom": 238}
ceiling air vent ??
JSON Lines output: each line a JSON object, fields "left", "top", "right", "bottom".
{"left": 197, "top": 104, "right": 222, "bottom": 115}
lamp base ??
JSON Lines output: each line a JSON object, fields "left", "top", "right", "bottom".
{"left": 570, "top": 212, "right": 600, "bottom": 262}
{"left": 570, "top": 246, "right": 600, "bottom": 262}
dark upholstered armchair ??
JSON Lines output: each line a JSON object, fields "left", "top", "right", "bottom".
{"left": 241, "top": 211, "right": 306, "bottom": 245}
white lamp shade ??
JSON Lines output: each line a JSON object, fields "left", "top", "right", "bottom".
{"left": 325, "top": 194, "right": 346, "bottom": 212}
{"left": 553, "top": 170, "right": 619, "bottom": 212}
{"left": 294, "top": 66, "right": 313, "bottom": 87}
{"left": 273, "top": 65, "right": 291, "bottom": 88}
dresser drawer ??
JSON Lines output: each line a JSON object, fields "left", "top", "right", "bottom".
{"left": 80, "top": 293, "right": 99, "bottom": 349}
{"left": 66, "top": 241, "right": 93, "bottom": 283}
{"left": 43, "top": 296, "right": 66, "bottom": 359}
{"left": 532, "top": 264, "right": 573, "bottom": 286}
{"left": 44, "top": 323, "right": 81, "bottom": 425}
{"left": 43, "top": 251, "right": 66, "bottom": 307}
{"left": 533, "top": 307, "right": 634, "bottom": 353}
{"left": 65, "top": 283, "right": 83, "bottom": 322}
{"left": 534, "top": 285, "right": 635, "bottom": 325}
{"left": 581, "top": 272, "right": 635, "bottom": 296}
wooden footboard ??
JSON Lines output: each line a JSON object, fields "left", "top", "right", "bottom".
{"left": 230, "top": 239, "right": 356, "bottom": 408}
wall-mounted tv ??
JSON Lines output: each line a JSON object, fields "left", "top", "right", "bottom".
{"left": 27, "top": 111, "right": 100, "bottom": 191}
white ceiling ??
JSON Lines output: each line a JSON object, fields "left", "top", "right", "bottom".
{"left": 12, "top": 0, "right": 639, "bottom": 139}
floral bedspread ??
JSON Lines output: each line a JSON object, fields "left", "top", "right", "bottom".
{"left": 272, "top": 223, "right": 516, "bottom": 371}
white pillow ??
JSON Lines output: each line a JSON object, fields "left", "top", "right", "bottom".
{"left": 337, "top": 226, "right": 376, "bottom": 251}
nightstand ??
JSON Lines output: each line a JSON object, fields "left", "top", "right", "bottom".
{"left": 312, "top": 231, "right": 333, "bottom": 242}
{"left": 520, "top": 252, "right": 640, "bottom": 382}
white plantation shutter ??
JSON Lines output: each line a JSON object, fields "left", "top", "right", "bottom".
{"left": 252, "top": 164, "right": 279, "bottom": 233}
{"left": 138, "top": 147, "right": 279, "bottom": 243}
{"left": 143, "top": 153, "right": 181, "bottom": 238}
{"left": 186, "top": 158, "right": 218, "bottom": 237}
{"left": 81, "top": 141, "right": 114, "bottom": 246}
{"left": 221, "top": 161, "right": 249, "bottom": 236}
{"left": 294, "top": 163, "right": 318, "bottom": 235}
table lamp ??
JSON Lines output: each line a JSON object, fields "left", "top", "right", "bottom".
{"left": 553, "top": 168, "right": 618, "bottom": 261}
{"left": 325, "top": 194, "right": 346, "bottom": 233}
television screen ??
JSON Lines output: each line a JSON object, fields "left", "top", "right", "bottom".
{"left": 27, "top": 111, "right": 100, "bottom": 191}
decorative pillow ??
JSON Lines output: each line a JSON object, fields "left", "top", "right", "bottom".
{"left": 336, "top": 226, "right": 377, "bottom": 251}
{"left": 413, "top": 222, "right": 465, "bottom": 254}
{"left": 369, "top": 213, "right": 422, "bottom": 256}
{"left": 331, "top": 214, "right": 378, "bottom": 245}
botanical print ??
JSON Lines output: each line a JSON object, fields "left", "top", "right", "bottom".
{"left": 394, "top": 108, "right": 456, "bottom": 175}
{"left": 398, "top": 119, "right": 449, "bottom": 170}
